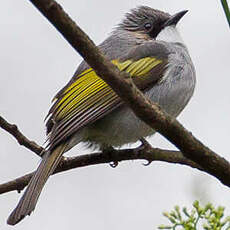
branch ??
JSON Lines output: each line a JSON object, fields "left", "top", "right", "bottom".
{"left": 0, "top": 115, "right": 43, "bottom": 156}
{"left": 0, "top": 114, "right": 202, "bottom": 194}
{"left": 25, "top": 0, "right": 230, "bottom": 188}
{"left": 0, "top": 142, "right": 203, "bottom": 195}
{"left": 221, "top": 0, "right": 230, "bottom": 28}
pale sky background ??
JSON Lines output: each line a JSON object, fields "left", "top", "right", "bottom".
{"left": 0, "top": 0, "right": 230, "bottom": 229}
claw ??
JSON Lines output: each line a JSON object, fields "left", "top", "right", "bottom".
{"left": 139, "top": 138, "right": 153, "bottom": 166}
{"left": 142, "top": 160, "right": 152, "bottom": 166}
{"left": 110, "top": 161, "right": 119, "bottom": 168}
{"left": 101, "top": 146, "right": 119, "bottom": 168}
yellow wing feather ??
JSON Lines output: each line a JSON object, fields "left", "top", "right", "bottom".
{"left": 47, "top": 57, "right": 164, "bottom": 148}
{"left": 54, "top": 58, "right": 162, "bottom": 119}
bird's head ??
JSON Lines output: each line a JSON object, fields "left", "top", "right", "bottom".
{"left": 119, "top": 6, "right": 188, "bottom": 43}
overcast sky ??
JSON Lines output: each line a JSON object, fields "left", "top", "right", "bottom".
{"left": 1, "top": 1, "right": 230, "bottom": 229}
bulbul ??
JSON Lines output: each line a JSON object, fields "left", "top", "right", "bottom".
{"left": 7, "top": 6, "right": 196, "bottom": 225}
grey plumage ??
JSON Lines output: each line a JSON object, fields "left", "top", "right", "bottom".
{"left": 80, "top": 42, "right": 195, "bottom": 148}
{"left": 7, "top": 144, "right": 67, "bottom": 225}
{"left": 7, "top": 6, "right": 196, "bottom": 225}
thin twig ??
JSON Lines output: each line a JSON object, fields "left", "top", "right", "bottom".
{"left": 221, "top": 0, "right": 230, "bottom": 28}
{"left": 0, "top": 115, "right": 43, "bottom": 156}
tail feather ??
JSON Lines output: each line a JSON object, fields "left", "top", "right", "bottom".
{"left": 7, "top": 144, "right": 66, "bottom": 225}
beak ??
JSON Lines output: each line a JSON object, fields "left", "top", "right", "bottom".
{"left": 164, "top": 10, "right": 188, "bottom": 27}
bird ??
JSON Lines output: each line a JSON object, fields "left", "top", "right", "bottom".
{"left": 7, "top": 6, "right": 196, "bottom": 225}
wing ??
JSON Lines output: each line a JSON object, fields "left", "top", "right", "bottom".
{"left": 46, "top": 42, "right": 169, "bottom": 149}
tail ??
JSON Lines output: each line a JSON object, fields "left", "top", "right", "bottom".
{"left": 7, "top": 143, "right": 67, "bottom": 225}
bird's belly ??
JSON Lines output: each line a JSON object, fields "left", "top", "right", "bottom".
{"left": 84, "top": 105, "right": 155, "bottom": 148}
{"left": 83, "top": 75, "right": 195, "bottom": 149}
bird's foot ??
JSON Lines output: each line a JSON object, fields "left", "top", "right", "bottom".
{"left": 102, "top": 146, "right": 119, "bottom": 168}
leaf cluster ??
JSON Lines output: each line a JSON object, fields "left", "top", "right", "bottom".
{"left": 158, "top": 201, "right": 230, "bottom": 230}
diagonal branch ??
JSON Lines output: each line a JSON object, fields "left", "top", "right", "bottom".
{"left": 25, "top": 0, "right": 230, "bottom": 188}
{"left": 0, "top": 115, "right": 43, "bottom": 156}
{"left": 221, "top": 0, "right": 230, "bottom": 28}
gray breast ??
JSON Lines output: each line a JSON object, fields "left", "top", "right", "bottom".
{"left": 82, "top": 43, "right": 195, "bottom": 148}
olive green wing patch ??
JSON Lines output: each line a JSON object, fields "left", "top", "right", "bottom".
{"left": 46, "top": 56, "right": 168, "bottom": 149}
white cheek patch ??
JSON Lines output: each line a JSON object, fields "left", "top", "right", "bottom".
{"left": 156, "top": 26, "right": 184, "bottom": 44}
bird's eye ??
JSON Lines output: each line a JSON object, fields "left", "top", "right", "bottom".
{"left": 144, "top": 22, "right": 152, "bottom": 31}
